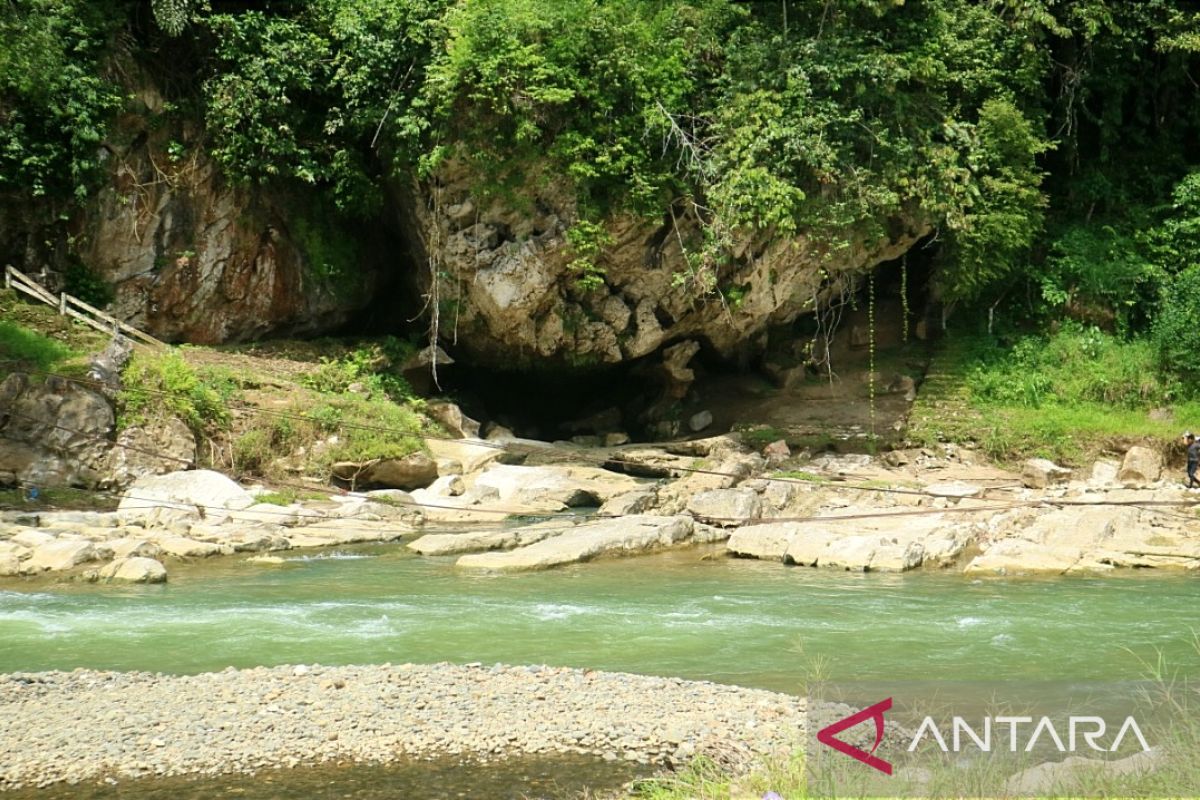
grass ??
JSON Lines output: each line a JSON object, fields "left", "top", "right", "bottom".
{"left": 628, "top": 753, "right": 807, "bottom": 800}
{"left": 254, "top": 489, "right": 327, "bottom": 506}
{"left": 118, "top": 350, "right": 237, "bottom": 435}
{"left": 0, "top": 487, "right": 118, "bottom": 511}
{"left": 232, "top": 393, "right": 429, "bottom": 481}
{"left": 0, "top": 288, "right": 107, "bottom": 373}
{"left": 907, "top": 324, "right": 1197, "bottom": 466}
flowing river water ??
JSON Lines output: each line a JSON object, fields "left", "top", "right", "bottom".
{"left": 2, "top": 545, "right": 1198, "bottom": 797}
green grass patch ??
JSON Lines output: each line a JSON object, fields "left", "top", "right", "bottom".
{"left": 0, "top": 320, "right": 78, "bottom": 372}
{"left": 629, "top": 752, "right": 806, "bottom": 800}
{"left": 908, "top": 324, "right": 1196, "bottom": 465}
{"left": 0, "top": 487, "right": 118, "bottom": 511}
{"left": 233, "top": 394, "right": 429, "bottom": 480}
{"left": 253, "top": 489, "right": 326, "bottom": 506}
{"left": 118, "top": 351, "right": 236, "bottom": 435}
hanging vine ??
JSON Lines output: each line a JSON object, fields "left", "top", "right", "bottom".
{"left": 900, "top": 254, "right": 909, "bottom": 343}
{"left": 868, "top": 270, "right": 877, "bottom": 446}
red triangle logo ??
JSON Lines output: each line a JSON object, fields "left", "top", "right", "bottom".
{"left": 816, "top": 697, "right": 893, "bottom": 775}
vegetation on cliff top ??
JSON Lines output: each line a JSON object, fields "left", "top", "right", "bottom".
{"left": 2, "top": 0, "right": 1200, "bottom": 458}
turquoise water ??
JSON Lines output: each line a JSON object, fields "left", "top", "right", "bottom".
{"left": 1, "top": 546, "right": 1197, "bottom": 689}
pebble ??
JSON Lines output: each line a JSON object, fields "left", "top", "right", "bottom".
{"left": 0, "top": 664, "right": 805, "bottom": 790}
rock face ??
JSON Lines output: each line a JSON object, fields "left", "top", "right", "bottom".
{"left": 396, "top": 164, "right": 929, "bottom": 368}
{"left": 100, "top": 416, "right": 196, "bottom": 489}
{"left": 67, "top": 97, "right": 385, "bottom": 344}
{"left": 456, "top": 515, "right": 694, "bottom": 572}
{"left": 0, "top": 373, "right": 114, "bottom": 488}
{"left": 1118, "top": 446, "right": 1163, "bottom": 486}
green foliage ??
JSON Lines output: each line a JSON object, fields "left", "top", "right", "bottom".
{"left": 118, "top": 352, "right": 233, "bottom": 435}
{"left": 967, "top": 324, "right": 1178, "bottom": 408}
{"left": 936, "top": 98, "right": 1049, "bottom": 303}
{"left": 62, "top": 261, "right": 115, "bottom": 309}
{"left": 0, "top": 0, "right": 123, "bottom": 201}
{"left": 0, "top": 322, "right": 76, "bottom": 372}
{"left": 300, "top": 341, "right": 417, "bottom": 403}
{"left": 1153, "top": 266, "right": 1200, "bottom": 385}
{"left": 565, "top": 220, "right": 613, "bottom": 291}
{"left": 234, "top": 393, "right": 426, "bottom": 479}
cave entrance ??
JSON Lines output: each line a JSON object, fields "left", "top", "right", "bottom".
{"left": 422, "top": 239, "right": 943, "bottom": 448}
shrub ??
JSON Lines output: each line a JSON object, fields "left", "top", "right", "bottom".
{"left": 1153, "top": 266, "right": 1200, "bottom": 387}
{"left": 118, "top": 352, "right": 232, "bottom": 434}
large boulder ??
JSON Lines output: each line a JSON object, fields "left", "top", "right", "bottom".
{"left": 331, "top": 452, "right": 438, "bottom": 491}
{"left": 118, "top": 469, "right": 255, "bottom": 522}
{"left": 456, "top": 515, "right": 693, "bottom": 572}
{"left": 471, "top": 463, "right": 640, "bottom": 510}
{"left": 98, "top": 556, "right": 167, "bottom": 583}
{"left": 963, "top": 539, "right": 1082, "bottom": 576}
{"left": 1118, "top": 446, "right": 1163, "bottom": 486}
{"left": 23, "top": 539, "right": 98, "bottom": 572}
{"left": 726, "top": 522, "right": 801, "bottom": 561}
{"left": 424, "top": 401, "right": 481, "bottom": 439}
{"left": 686, "top": 489, "right": 763, "bottom": 526}
{"left": 408, "top": 520, "right": 570, "bottom": 556}
{"left": 0, "top": 373, "right": 114, "bottom": 487}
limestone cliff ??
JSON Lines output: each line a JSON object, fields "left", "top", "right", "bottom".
{"left": 394, "top": 166, "right": 928, "bottom": 368}
{"left": 66, "top": 88, "right": 387, "bottom": 344}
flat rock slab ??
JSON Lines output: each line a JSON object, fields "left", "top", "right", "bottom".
{"left": 408, "top": 521, "right": 573, "bottom": 556}
{"left": 456, "top": 515, "right": 694, "bottom": 572}
{"left": 472, "top": 463, "right": 641, "bottom": 510}
{"left": 22, "top": 540, "right": 97, "bottom": 573}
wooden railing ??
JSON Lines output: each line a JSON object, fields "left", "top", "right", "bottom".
{"left": 4, "top": 264, "right": 167, "bottom": 350}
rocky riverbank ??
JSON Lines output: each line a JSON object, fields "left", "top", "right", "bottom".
{"left": 0, "top": 664, "right": 805, "bottom": 791}
{"left": 3, "top": 417, "right": 1200, "bottom": 583}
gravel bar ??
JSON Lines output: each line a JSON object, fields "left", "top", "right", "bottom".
{"left": 0, "top": 663, "right": 806, "bottom": 790}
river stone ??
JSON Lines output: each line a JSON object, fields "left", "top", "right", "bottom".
{"left": 23, "top": 539, "right": 98, "bottom": 572}
{"left": 784, "top": 530, "right": 840, "bottom": 566}
{"left": 963, "top": 539, "right": 1083, "bottom": 576}
{"left": 104, "top": 537, "right": 162, "bottom": 560}
{"left": 455, "top": 515, "right": 693, "bottom": 572}
{"left": 1118, "top": 446, "right": 1163, "bottom": 486}
{"left": 98, "top": 556, "right": 167, "bottom": 583}
{"left": 686, "top": 489, "right": 762, "bottom": 526}
{"left": 153, "top": 535, "right": 222, "bottom": 559}
{"left": 11, "top": 529, "right": 56, "bottom": 549}
{"left": 0, "top": 542, "right": 29, "bottom": 576}
{"left": 821, "top": 535, "right": 884, "bottom": 571}
{"left": 1089, "top": 459, "right": 1121, "bottom": 486}
{"left": 726, "top": 522, "right": 801, "bottom": 561}
{"left": 425, "top": 401, "right": 481, "bottom": 439}
{"left": 119, "top": 470, "right": 256, "bottom": 522}
{"left": 688, "top": 410, "right": 713, "bottom": 433}
{"left": 408, "top": 521, "right": 568, "bottom": 556}
{"left": 869, "top": 541, "right": 925, "bottom": 572}
{"left": 426, "top": 438, "right": 505, "bottom": 474}
{"left": 596, "top": 489, "right": 657, "bottom": 517}
{"left": 925, "top": 481, "right": 981, "bottom": 499}
{"left": 1021, "top": 458, "right": 1072, "bottom": 489}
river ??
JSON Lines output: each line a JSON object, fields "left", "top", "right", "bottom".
{"left": 2, "top": 545, "right": 1196, "bottom": 688}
